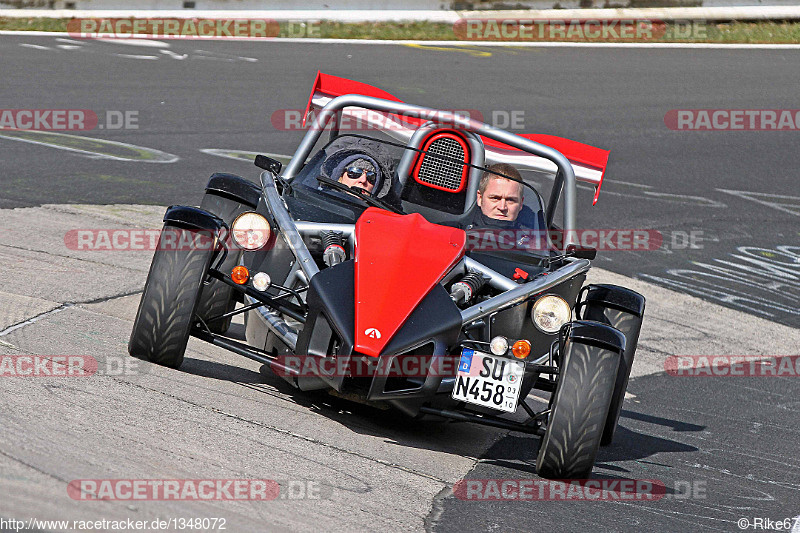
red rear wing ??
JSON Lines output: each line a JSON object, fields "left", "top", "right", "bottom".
{"left": 303, "top": 71, "right": 610, "bottom": 204}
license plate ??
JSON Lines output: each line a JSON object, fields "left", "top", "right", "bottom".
{"left": 451, "top": 348, "right": 525, "bottom": 413}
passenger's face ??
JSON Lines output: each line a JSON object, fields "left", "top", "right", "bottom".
{"left": 477, "top": 178, "right": 523, "bottom": 221}
{"left": 339, "top": 167, "right": 375, "bottom": 193}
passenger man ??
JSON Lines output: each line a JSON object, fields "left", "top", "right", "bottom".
{"left": 476, "top": 163, "right": 525, "bottom": 223}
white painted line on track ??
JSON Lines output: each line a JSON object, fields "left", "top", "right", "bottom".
{"left": 113, "top": 53, "right": 159, "bottom": 59}
{"left": 1, "top": 30, "right": 75, "bottom": 37}
{"left": 265, "top": 38, "right": 800, "bottom": 49}
{"left": 97, "top": 37, "right": 171, "bottom": 47}
{"left": 717, "top": 189, "right": 800, "bottom": 217}
{"left": 17, "top": 43, "right": 52, "bottom": 50}
{"left": 159, "top": 49, "right": 187, "bottom": 59}
{"left": 2, "top": 31, "right": 800, "bottom": 48}
{"left": 0, "top": 305, "right": 70, "bottom": 338}
{"left": 200, "top": 148, "right": 261, "bottom": 161}
{"left": 0, "top": 131, "right": 179, "bottom": 163}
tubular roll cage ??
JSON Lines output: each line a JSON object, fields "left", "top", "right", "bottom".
{"left": 281, "top": 94, "right": 581, "bottom": 252}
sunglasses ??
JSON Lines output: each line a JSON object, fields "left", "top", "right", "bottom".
{"left": 345, "top": 167, "right": 377, "bottom": 184}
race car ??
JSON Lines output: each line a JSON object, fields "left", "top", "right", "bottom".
{"left": 128, "top": 72, "right": 645, "bottom": 479}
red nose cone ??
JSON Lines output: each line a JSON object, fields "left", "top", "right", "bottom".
{"left": 354, "top": 208, "right": 465, "bottom": 356}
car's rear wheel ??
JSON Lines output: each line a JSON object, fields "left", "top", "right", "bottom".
{"left": 536, "top": 323, "right": 622, "bottom": 479}
{"left": 128, "top": 224, "right": 217, "bottom": 369}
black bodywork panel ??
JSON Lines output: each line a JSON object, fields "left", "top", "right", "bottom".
{"left": 580, "top": 284, "right": 646, "bottom": 318}
{"left": 295, "top": 260, "right": 463, "bottom": 395}
{"left": 205, "top": 172, "right": 261, "bottom": 209}
{"left": 163, "top": 205, "right": 224, "bottom": 232}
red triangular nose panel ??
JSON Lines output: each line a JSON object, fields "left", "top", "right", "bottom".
{"left": 354, "top": 208, "right": 466, "bottom": 357}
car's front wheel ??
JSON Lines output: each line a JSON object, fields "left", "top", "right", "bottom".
{"left": 535, "top": 322, "right": 623, "bottom": 479}
{"left": 128, "top": 224, "right": 217, "bottom": 369}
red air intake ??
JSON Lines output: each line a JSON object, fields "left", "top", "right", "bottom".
{"left": 413, "top": 131, "right": 470, "bottom": 193}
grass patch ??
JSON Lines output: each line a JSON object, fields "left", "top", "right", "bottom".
{"left": 0, "top": 17, "right": 71, "bottom": 32}
{"left": 2, "top": 17, "right": 800, "bottom": 43}
{"left": 318, "top": 21, "right": 458, "bottom": 40}
{"left": 704, "top": 21, "right": 800, "bottom": 43}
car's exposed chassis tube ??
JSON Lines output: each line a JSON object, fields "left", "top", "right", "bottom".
{"left": 261, "top": 172, "right": 321, "bottom": 281}
{"left": 208, "top": 269, "right": 305, "bottom": 323}
{"left": 279, "top": 222, "right": 520, "bottom": 293}
{"left": 460, "top": 258, "right": 591, "bottom": 324}
{"left": 246, "top": 294, "right": 299, "bottom": 351}
{"left": 463, "top": 257, "right": 517, "bottom": 292}
{"left": 295, "top": 221, "right": 357, "bottom": 257}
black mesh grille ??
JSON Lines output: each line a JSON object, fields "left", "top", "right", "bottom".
{"left": 417, "top": 136, "right": 465, "bottom": 191}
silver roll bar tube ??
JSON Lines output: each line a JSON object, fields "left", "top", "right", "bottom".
{"left": 463, "top": 257, "right": 517, "bottom": 292}
{"left": 260, "top": 171, "right": 321, "bottom": 281}
{"left": 460, "top": 258, "right": 591, "bottom": 325}
{"left": 282, "top": 94, "right": 579, "bottom": 249}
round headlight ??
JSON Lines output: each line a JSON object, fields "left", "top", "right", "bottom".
{"left": 531, "top": 295, "right": 572, "bottom": 334}
{"left": 232, "top": 212, "right": 270, "bottom": 250}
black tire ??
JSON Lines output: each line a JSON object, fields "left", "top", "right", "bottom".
{"left": 128, "top": 225, "right": 217, "bottom": 369}
{"left": 536, "top": 341, "right": 620, "bottom": 479}
{"left": 195, "top": 192, "right": 247, "bottom": 334}
{"left": 597, "top": 309, "right": 642, "bottom": 446}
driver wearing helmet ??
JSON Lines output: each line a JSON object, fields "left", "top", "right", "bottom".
{"left": 333, "top": 154, "right": 380, "bottom": 194}
{"left": 319, "top": 147, "right": 403, "bottom": 210}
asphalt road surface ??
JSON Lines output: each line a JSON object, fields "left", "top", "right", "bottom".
{"left": 1, "top": 36, "right": 798, "bottom": 532}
